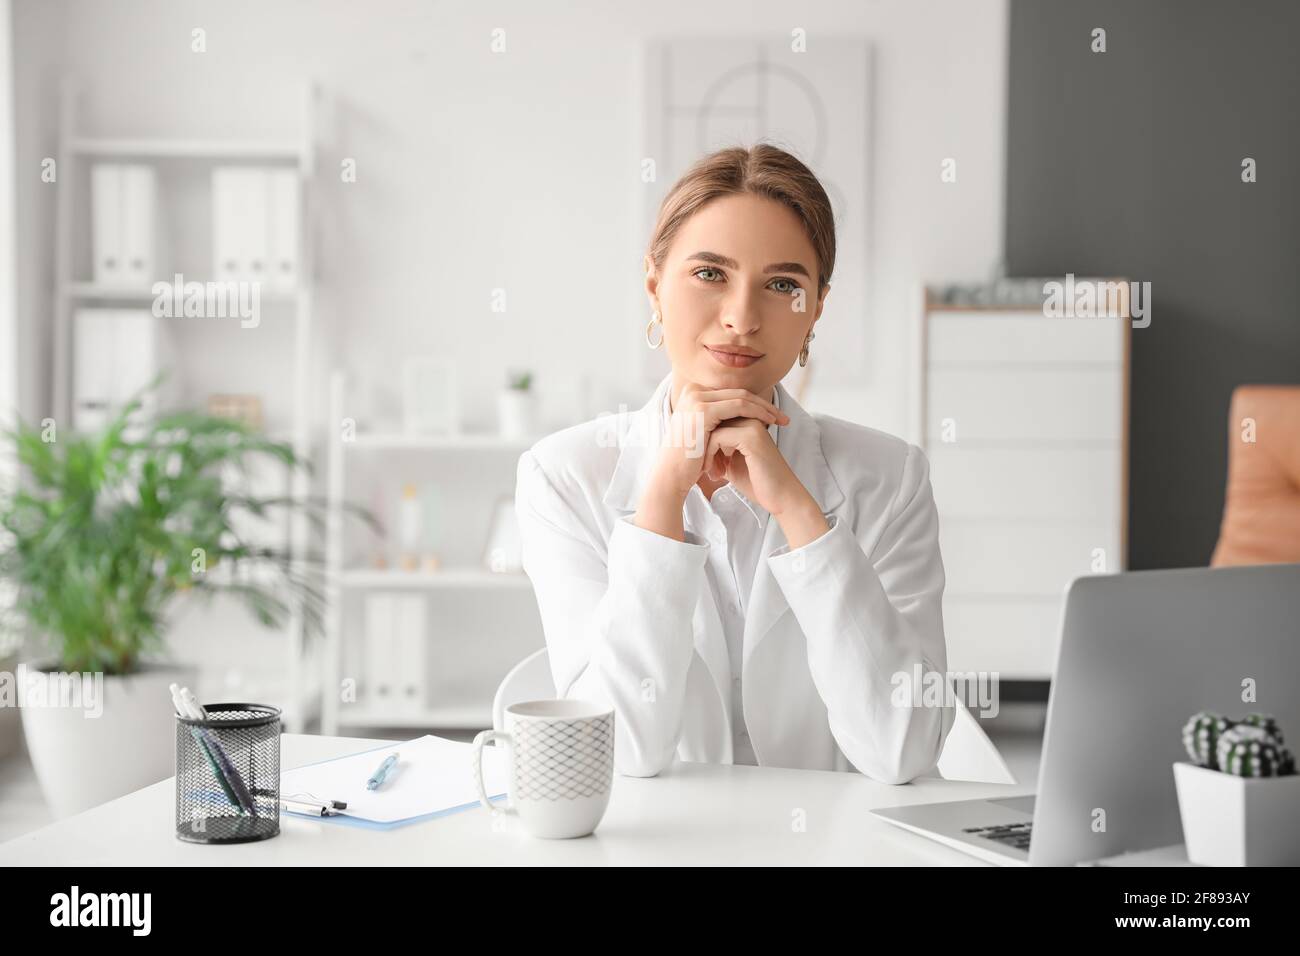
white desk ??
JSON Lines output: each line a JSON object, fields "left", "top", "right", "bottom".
{"left": 0, "top": 733, "right": 1033, "bottom": 865}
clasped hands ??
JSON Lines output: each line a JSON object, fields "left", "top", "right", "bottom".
{"left": 635, "top": 383, "right": 830, "bottom": 550}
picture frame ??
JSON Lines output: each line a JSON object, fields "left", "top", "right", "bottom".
{"left": 401, "top": 355, "right": 459, "bottom": 435}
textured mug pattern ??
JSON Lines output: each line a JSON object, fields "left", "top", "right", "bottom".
{"left": 513, "top": 714, "right": 613, "bottom": 801}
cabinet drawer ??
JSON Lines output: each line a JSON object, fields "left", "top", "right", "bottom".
{"left": 927, "top": 367, "right": 1124, "bottom": 442}
{"left": 926, "top": 446, "right": 1122, "bottom": 520}
{"left": 929, "top": 312, "right": 1126, "bottom": 365}
{"left": 939, "top": 520, "right": 1122, "bottom": 597}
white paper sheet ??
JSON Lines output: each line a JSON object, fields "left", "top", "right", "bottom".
{"left": 279, "top": 734, "right": 508, "bottom": 824}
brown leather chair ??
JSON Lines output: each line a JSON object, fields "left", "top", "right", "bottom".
{"left": 1211, "top": 385, "right": 1300, "bottom": 566}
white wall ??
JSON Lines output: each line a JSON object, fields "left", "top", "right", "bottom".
{"left": 0, "top": 0, "right": 14, "bottom": 428}
{"left": 12, "top": 0, "right": 1007, "bottom": 439}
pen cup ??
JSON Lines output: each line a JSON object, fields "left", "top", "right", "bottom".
{"left": 175, "top": 702, "right": 281, "bottom": 844}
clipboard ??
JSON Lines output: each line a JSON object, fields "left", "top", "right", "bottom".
{"left": 279, "top": 734, "right": 508, "bottom": 830}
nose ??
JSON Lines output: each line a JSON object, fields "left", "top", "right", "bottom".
{"left": 720, "top": 285, "right": 761, "bottom": 336}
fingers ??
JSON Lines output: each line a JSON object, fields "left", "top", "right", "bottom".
{"left": 705, "top": 448, "right": 729, "bottom": 481}
{"left": 706, "top": 445, "right": 738, "bottom": 481}
{"left": 695, "top": 387, "right": 788, "bottom": 424}
{"left": 700, "top": 397, "right": 782, "bottom": 429}
{"left": 702, "top": 422, "right": 751, "bottom": 476}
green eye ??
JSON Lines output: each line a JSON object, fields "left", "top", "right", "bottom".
{"left": 693, "top": 267, "right": 722, "bottom": 282}
{"left": 770, "top": 278, "right": 800, "bottom": 295}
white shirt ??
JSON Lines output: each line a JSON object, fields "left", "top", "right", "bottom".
{"left": 660, "top": 385, "right": 782, "bottom": 765}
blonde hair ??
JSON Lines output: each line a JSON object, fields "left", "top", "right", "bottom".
{"left": 646, "top": 143, "right": 836, "bottom": 293}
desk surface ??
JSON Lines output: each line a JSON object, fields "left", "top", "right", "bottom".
{"left": 0, "top": 733, "right": 1033, "bottom": 865}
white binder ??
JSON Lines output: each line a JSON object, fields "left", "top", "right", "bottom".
{"left": 90, "top": 164, "right": 122, "bottom": 285}
{"left": 211, "top": 167, "right": 242, "bottom": 281}
{"left": 363, "top": 594, "right": 397, "bottom": 705}
{"left": 267, "top": 169, "right": 299, "bottom": 290}
{"left": 393, "top": 594, "right": 426, "bottom": 715}
{"left": 120, "top": 165, "right": 156, "bottom": 286}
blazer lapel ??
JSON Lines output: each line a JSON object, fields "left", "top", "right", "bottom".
{"left": 599, "top": 374, "right": 671, "bottom": 515}
{"left": 600, "top": 374, "right": 734, "bottom": 721}
{"left": 742, "top": 382, "right": 845, "bottom": 671}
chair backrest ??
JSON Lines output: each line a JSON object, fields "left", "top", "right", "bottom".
{"left": 1212, "top": 385, "right": 1300, "bottom": 567}
{"left": 493, "top": 647, "right": 555, "bottom": 732}
{"left": 492, "top": 648, "right": 1016, "bottom": 784}
{"left": 935, "top": 698, "right": 1017, "bottom": 785}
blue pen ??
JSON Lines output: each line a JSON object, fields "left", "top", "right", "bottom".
{"left": 366, "top": 753, "right": 399, "bottom": 790}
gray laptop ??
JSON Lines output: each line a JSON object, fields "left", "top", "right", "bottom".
{"left": 872, "top": 563, "right": 1300, "bottom": 866}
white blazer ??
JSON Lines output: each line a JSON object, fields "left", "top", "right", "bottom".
{"left": 514, "top": 373, "right": 955, "bottom": 784}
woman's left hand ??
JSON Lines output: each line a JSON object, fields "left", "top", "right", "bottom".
{"left": 704, "top": 418, "right": 831, "bottom": 548}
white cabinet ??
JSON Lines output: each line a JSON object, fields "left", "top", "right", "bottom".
{"left": 922, "top": 293, "right": 1129, "bottom": 679}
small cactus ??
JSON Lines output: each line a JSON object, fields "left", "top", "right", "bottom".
{"left": 1182, "top": 710, "right": 1295, "bottom": 778}
{"left": 1216, "top": 725, "right": 1295, "bottom": 778}
{"left": 1182, "top": 711, "right": 1232, "bottom": 769}
{"left": 1237, "top": 712, "right": 1284, "bottom": 745}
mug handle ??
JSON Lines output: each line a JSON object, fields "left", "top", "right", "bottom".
{"left": 471, "top": 729, "right": 512, "bottom": 813}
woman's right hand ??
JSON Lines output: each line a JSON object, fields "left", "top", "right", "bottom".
{"left": 634, "top": 383, "right": 789, "bottom": 540}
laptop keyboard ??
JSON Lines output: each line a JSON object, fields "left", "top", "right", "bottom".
{"left": 962, "top": 821, "right": 1033, "bottom": 852}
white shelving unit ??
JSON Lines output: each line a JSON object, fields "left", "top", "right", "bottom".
{"left": 322, "top": 371, "right": 545, "bottom": 734}
{"left": 52, "top": 78, "right": 323, "bottom": 731}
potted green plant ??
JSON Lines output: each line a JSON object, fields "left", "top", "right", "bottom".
{"left": 497, "top": 369, "right": 536, "bottom": 440}
{"left": 0, "top": 394, "right": 333, "bottom": 818}
{"left": 1175, "top": 711, "right": 1300, "bottom": 865}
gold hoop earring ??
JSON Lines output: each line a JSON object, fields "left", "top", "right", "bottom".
{"left": 645, "top": 311, "right": 664, "bottom": 350}
{"left": 798, "top": 329, "right": 816, "bottom": 367}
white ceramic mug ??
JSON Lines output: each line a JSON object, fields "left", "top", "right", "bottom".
{"left": 472, "top": 699, "right": 614, "bottom": 839}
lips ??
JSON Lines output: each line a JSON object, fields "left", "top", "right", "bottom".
{"left": 706, "top": 346, "right": 763, "bottom": 368}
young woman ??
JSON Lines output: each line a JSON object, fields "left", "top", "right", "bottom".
{"left": 515, "top": 144, "right": 953, "bottom": 784}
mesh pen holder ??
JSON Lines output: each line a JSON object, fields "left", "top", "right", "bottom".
{"left": 175, "top": 703, "right": 281, "bottom": 844}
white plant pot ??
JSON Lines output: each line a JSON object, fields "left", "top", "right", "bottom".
{"left": 1173, "top": 761, "right": 1300, "bottom": 866}
{"left": 18, "top": 659, "right": 197, "bottom": 819}
{"left": 498, "top": 389, "right": 536, "bottom": 440}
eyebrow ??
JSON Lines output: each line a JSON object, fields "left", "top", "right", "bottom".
{"left": 686, "top": 251, "right": 811, "bottom": 280}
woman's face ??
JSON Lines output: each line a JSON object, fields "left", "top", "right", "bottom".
{"left": 646, "top": 192, "right": 828, "bottom": 395}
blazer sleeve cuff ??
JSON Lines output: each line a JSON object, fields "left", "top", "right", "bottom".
{"left": 766, "top": 513, "right": 843, "bottom": 567}
{"left": 608, "top": 513, "right": 709, "bottom": 589}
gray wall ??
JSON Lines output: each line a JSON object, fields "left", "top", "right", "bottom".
{"left": 1005, "top": 0, "right": 1300, "bottom": 570}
